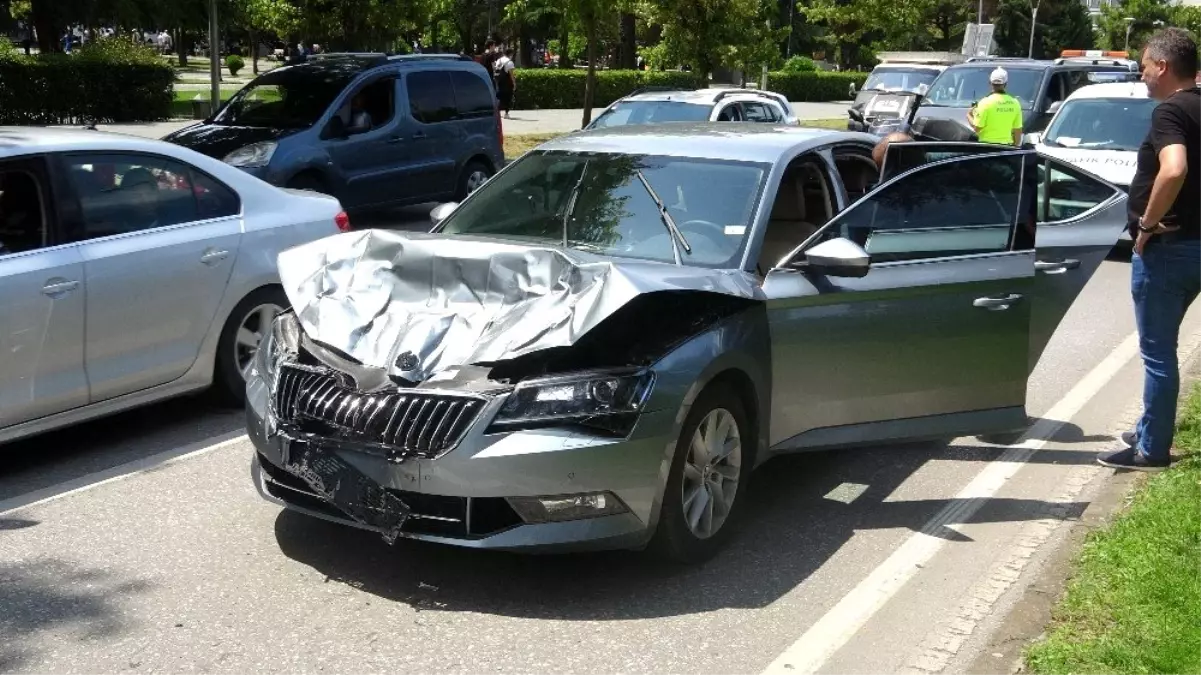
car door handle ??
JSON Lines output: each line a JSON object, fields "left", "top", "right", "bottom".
{"left": 42, "top": 279, "right": 79, "bottom": 296}
{"left": 200, "top": 248, "right": 229, "bottom": 265}
{"left": 1035, "top": 258, "right": 1081, "bottom": 274}
{"left": 974, "top": 294, "right": 1023, "bottom": 310}
{"left": 411, "top": 131, "right": 427, "bottom": 140}
{"left": 387, "top": 135, "right": 404, "bottom": 143}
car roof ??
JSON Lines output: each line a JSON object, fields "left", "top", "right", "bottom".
{"left": 0, "top": 126, "right": 181, "bottom": 159}
{"left": 254, "top": 52, "right": 477, "bottom": 81}
{"left": 1065, "top": 81, "right": 1149, "bottom": 100}
{"left": 948, "top": 58, "right": 1050, "bottom": 71}
{"left": 621, "top": 88, "right": 779, "bottom": 104}
{"left": 535, "top": 123, "right": 875, "bottom": 163}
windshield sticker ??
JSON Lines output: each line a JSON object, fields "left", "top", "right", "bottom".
{"left": 725, "top": 225, "right": 747, "bottom": 236}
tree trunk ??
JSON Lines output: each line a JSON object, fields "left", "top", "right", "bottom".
{"left": 558, "top": 19, "right": 573, "bottom": 69}
{"left": 518, "top": 23, "right": 533, "bottom": 66}
{"left": 176, "top": 28, "right": 189, "bottom": 67}
{"left": 581, "top": 23, "right": 598, "bottom": 128}
{"left": 30, "top": 0, "right": 58, "bottom": 53}
{"left": 250, "top": 28, "right": 259, "bottom": 73}
{"left": 618, "top": 13, "right": 636, "bottom": 69}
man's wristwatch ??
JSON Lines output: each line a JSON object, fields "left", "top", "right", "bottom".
{"left": 1138, "top": 217, "right": 1159, "bottom": 233}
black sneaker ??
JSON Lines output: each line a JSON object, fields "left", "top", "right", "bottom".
{"left": 1096, "top": 447, "right": 1168, "bottom": 472}
{"left": 1121, "top": 430, "right": 1138, "bottom": 448}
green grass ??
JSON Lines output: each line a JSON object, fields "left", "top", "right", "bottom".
{"left": 798, "top": 118, "right": 847, "bottom": 130}
{"left": 170, "top": 89, "right": 240, "bottom": 119}
{"left": 1024, "top": 383, "right": 1201, "bottom": 675}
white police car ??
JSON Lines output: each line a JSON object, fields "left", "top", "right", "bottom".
{"left": 1028, "top": 79, "right": 1155, "bottom": 241}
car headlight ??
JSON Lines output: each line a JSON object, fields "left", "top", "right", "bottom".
{"left": 223, "top": 141, "right": 277, "bottom": 168}
{"left": 488, "top": 370, "right": 655, "bottom": 436}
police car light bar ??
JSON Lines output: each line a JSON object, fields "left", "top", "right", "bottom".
{"left": 1061, "top": 49, "right": 1129, "bottom": 59}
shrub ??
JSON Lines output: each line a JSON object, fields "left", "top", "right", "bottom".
{"left": 512, "top": 68, "right": 864, "bottom": 109}
{"left": 225, "top": 54, "right": 245, "bottom": 76}
{"left": 766, "top": 71, "right": 868, "bottom": 102}
{"left": 781, "top": 56, "right": 818, "bottom": 72}
{"left": 0, "top": 49, "right": 174, "bottom": 124}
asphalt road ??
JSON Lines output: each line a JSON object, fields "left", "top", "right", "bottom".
{"left": 3, "top": 251, "right": 1200, "bottom": 674}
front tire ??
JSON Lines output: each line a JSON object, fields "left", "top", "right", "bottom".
{"left": 649, "top": 385, "right": 756, "bottom": 564}
{"left": 213, "top": 287, "right": 288, "bottom": 406}
{"left": 454, "top": 160, "right": 492, "bottom": 201}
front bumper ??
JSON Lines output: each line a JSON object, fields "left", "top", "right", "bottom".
{"left": 246, "top": 366, "right": 678, "bottom": 553}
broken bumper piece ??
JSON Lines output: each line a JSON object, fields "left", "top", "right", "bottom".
{"left": 279, "top": 436, "right": 411, "bottom": 544}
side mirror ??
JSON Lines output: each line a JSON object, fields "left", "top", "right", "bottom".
{"left": 1024, "top": 131, "right": 1042, "bottom": 146}
{"left": 1046, "top": 100, "right": 1063, "bottom": 115}
{"left": 848, "top": 82, "right": 858, "bottom": 97}
{"left": 847, "top": 107, "right": 865, "bottom": 124}
{"left": 801, "top": 237, "right": 870, "bottom": 278}
{"left": 429, "top": 202, "right": 459, "bottom": 226}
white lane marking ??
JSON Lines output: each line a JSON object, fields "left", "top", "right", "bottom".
{"left": 761, "top": 331, "right": 1141, "bottom": 675}
{"left": 824, "top": 483, "right": 870, "bottom": 504}
{"left": 0, "top": 431, "right": 249, "bottom": 516}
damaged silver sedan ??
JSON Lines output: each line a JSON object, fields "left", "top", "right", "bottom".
{"left": 246, "top": 124, "right": 1128, "bottom": 562}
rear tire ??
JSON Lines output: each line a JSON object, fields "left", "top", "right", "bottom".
{"left": 454, "top": 160, "right": 492, "bottom": 201}
{"left": 649, "top": 384, "right": 756, "bottom": 564}
{"left": 213, "top": 287, "right": 289, "bottom": 406}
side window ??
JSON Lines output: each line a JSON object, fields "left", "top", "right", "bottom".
{"left": 715, "top": 103, "right": 742, "bottom": 121}
{"left": 63, "top": 154, "right": 217, "bottom": 239}
{"left": 451, "top": 71, "right": 495, "bottom": 118}
{"left": 1063, "top": 70, "right": 1091, "bottom": 97}
{"left": 880, "top": 143, "right": 1006, "bottom": 182}
{"left": 0, "top": 167, "right": 48, "bottom": 255}
{"left": 341, "top": 75, "right": 396, "bottom": 132}
{"left": 1037, "top": 158, "right": 1117, "bottom": 223}
{"left": 743, "top": 101, "right": 775, "bottom": 122}
{"left": 809, "top": 153, "right": 1025, "bottom": 264}
{"left": 407, "top": 71, "right": 456, "bottom": 124}
{"left": 191, "top": 170, "right": 241, "bottom": 220}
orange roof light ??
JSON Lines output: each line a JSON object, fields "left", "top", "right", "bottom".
{"left": 1061, "top": 49, "right": 1129, "bottom": 59}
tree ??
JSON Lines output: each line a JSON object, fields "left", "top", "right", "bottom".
{"left": 1169, "top": 4, "right": 1200, "bottom": 40}
{"left": 571, "top": 0, "right": 611, "bottom": 127}
{"left": 993, "top": 0, "right": 1093, "bottom": 57}
{"left": 645, "top": 0, "right": 774, "bottom": 81}
{"left": 1096, "top": 0, "right": 1171, "bottom": 52}
{"left": 799, "top": 0, "right": 932, "bottom": 63}
{"left": 240, "top": 0, "right": 300, "bottom": 72}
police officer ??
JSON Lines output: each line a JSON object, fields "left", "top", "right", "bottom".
{"left": 967, "top": 68, "right": 1023, "bottom": 146}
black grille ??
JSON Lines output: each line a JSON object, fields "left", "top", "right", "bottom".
{"left": 273, "top": 363, "right": 484, "bottom": 459}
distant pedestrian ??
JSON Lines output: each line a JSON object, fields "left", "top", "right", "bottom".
{"left": 494, "top": 47, "right": 516, "bottom": 118}
{"left": 967, "top": 68, "right": 1023, "bottom": 146}
{"left": 1098, "top": 28, "right": 1200, "bottom": 472}
{"left": 480, "top": 40, "right": 500, "bottom": 82}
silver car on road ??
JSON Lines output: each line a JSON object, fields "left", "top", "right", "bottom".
{"left": 246, "top": 124, "right": 1127, "bottom": 562}
{"left": 0, "top": 128, "right": 345, "bottom": 444}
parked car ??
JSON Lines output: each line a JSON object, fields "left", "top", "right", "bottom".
{"left": 1027, "top": 79, "right": 1154, "bottom": 244}
{"left": 585, "top": 88, "right": 799, "bottom": 130}
{"left": 163, "top": 53, "right": 505, "bottom": 212}
{"left": 847, "top": 52, "right": 960, "bottom": 131}
{"left": 0, "top": 127, "right": 346, "bottom": 445}
{"left": 916, "top": 53, "right": 1137, "bottom": 136}
{"left": 246, "top": 124, "right": 1127, "bottom": 562}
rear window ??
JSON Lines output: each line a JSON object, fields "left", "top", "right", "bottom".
{"left": 451, "top": 70, "right": 495, "bottom": 118}
{"left": 590, "top": 101, "right": 713, "bottom": 128}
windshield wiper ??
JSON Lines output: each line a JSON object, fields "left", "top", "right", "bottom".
{"left": 634, "top": 169, "right": 691, "bottom": 265}
{"left": 561, "top": 160, "right": 589, "bottom": 247}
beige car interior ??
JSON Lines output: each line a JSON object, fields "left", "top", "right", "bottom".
{"left": 757, "top": 159, "right": 835, "bottom": 271}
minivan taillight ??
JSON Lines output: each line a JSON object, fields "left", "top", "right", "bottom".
{"left": 335, "top": 211, "right": 351, "bottom": 232}
{"left": 496, "top": 105, "right": 504, "bottom": 151}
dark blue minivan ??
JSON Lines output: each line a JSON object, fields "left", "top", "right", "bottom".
{"left": 164, "top": 53, "right": 505, "bottom": 210}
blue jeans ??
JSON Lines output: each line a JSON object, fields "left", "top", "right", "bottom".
{"left": 1132, "top": 237, "right": 1201, "bottom": 461}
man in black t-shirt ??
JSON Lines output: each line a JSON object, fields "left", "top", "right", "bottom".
{"left": 1098, "top": 28, "right": 1201, "bottom": 472}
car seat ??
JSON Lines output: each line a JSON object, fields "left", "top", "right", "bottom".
{"left": 758, "top": 165, "right": 820, "bottom": 270}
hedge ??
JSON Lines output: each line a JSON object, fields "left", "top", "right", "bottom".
{"left": 512, "top": 68, "right": 867, "bottom": 110}
{"left": 0, "top": 53, "right": 174, "bottom": 124}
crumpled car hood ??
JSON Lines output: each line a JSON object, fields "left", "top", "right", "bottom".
{"left": 277, "top": 229, "right": 762, "bottom": 383}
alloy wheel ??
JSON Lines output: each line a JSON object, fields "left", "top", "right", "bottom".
{"left": 234, "top": 303, "right": 283, "bottom": 381}
{"left": 466, "top": 169, "right": 488, "bottom": 193}
{"left": 681, "top": 407, "right": 742, "bottom": 539}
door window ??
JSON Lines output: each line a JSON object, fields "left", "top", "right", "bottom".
{"left": 805, "top": 153, "right": 1026, "bottom": 264}
{"left": 63, "top": 154, "right": 240, "bottom": 240}
{"left": 339, "top": 76, "right": 397, "bottom": 134}
{"left": 407, "top": 71, "right": 456, "bottom": 124}
{"left": 0, "top": 168, "right": 48, "bottom": 255}
{"left": 879, "top": 141, "right": 1008, "bottom": 182}
{"left": 715, "top": 103, "right": 743, "bottom": 121}
{"left": 1037, "top": 158, "right": 1118, "bottom": 223}
{"left": 451, "top": 70, "right": 495, "bottom": 118}
{"left": 743, "top": 101, "right": 778, "bottom": 122}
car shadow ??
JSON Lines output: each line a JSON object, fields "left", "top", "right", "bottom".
{"left": 273, "top": 438, "right": 1093, "bottom": 621}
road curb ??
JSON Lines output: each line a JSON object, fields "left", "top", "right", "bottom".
{"left": 961, "top": 333, "right": 1201, "bottom": 675}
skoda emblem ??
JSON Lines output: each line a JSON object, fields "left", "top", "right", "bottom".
{"left": 395, "top": 351, "right": 419, "bottom": 371}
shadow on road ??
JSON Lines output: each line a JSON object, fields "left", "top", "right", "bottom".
{"left": 273, "top": 438, "right": 1093, "bottom": 621}
{"left": 0, "top": 558, "right": 152, "bottom": 671}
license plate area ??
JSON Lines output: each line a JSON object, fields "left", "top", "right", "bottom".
{"left": 280, "top": 437, "right": 411, "bottom": 543}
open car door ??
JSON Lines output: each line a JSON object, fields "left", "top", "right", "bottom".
{"left": 1026, "top": 155, "right": 1128, "bottom": 371}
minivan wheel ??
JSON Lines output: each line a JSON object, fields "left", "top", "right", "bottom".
{"left": 650, "top": 385, "right": 756, "bottom": 564}
{"left": 213, "top": 287, "right": 288, "bottom": 406}
{"left": 454, "top": 160, "right": 492, "bottom": 201}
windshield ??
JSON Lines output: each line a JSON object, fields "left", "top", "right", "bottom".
{"left": 438, "top": 151, "right": 768, "bottom": 268}
{"left": 1043, "top": 97, "right": 1157, "bottom": 152}
{"left": 925, "top": 67, "right": 1042, "bottom": 109}
{"left": 589, "top": 101, "right": 713, "bottom": 128}
{"left": 212, "top": 70, "right": 356, "bottom": 128}
{"left": 864, "top": 68, "right": 941, "bottom": 92}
